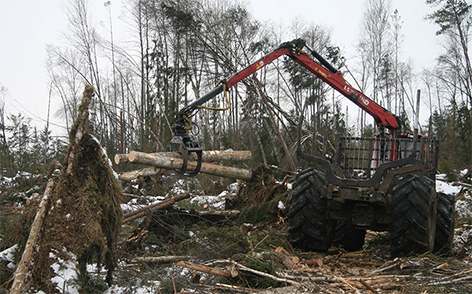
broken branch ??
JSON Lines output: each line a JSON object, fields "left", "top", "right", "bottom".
{"left": 176, "top": 261, "right": 237, "bottom": 278}
{"left": 123, "top": 193, "right": 190, "bottom": 223}
{"left": 133, "top": 256, "right": 191, "bottom": 263}
{"left": 232, "top": 261, "right": 300, "bottom": 286}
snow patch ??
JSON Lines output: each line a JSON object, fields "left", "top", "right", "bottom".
{"left": 121, "top": 196, "right": 165, "bottom": 213}
{"left": 453, "top": 225, "right": 472, "bottom": 256}
{"left": 436, "top": 180, "right": 462, "bottom": 195}
{"left": 456, "top": 194, "right": 472, "bottom": 218}
{"left": 190, "top": 194, "right": 225, "bottom": 210}
{"left": 460, "top": 169, "right": 469, "bottom": 178}
{"left": 49, "top": 248, "right": 80, "bottom": 294}
{"left": 228, "top": 182, "right": 238, "bottom": 193}
{"left": 278, "top": 200, "right": 285, "bottom": 210}
{"left": 0, "top": 244, "right": 19, "bottom": 269}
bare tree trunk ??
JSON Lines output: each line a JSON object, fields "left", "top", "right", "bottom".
{"left": 139, "top": 1, "right": 145, "bottom": 150}
{"left": 10, "top": 181, "right": 55, "bottom": 294}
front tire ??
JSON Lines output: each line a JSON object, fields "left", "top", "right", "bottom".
{"left": 288, "top": 169, "right": 334, "bottom": 252}
{"left": 389, "top": 175, "right": 437, "bottom": 256}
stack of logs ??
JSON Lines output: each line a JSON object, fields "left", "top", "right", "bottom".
{"left": 115, "top": 149, "right": 252, "bottom": 225}
{"left": 114, "top": 149, "right": 253, "bottom": 181}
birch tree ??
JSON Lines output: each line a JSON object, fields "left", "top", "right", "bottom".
{"left": 427, "top": 0, "right": 472, "bottom": 106}
{"left": 358, "top": 0, "right": 392, "bottom": 107}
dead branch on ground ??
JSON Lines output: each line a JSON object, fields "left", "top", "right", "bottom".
{"left": 123, "top": 193, "right": 190, "bottom": 223}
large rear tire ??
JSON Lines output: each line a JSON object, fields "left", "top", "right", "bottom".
{"left": 333, "top": 220, "right": 366, "bottom": 251}
{"left": 434, "top": 192, "right": 455, "bottom": 256}
{"left": 389, "top": 175, "right": 437, "bottom": 256}
{"left": 288, "top": 169, "right": 334, "bottom": 252}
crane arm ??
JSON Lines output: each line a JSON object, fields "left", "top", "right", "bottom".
{"left": 287, "top": 44, "right": 402, "bottom": 131}
{"left": 169, "top": 39, "right": 403, "bottom": 176}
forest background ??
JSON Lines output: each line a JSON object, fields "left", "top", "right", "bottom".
{"left": 0, "top": 0, "right": 471, "bottom": 180}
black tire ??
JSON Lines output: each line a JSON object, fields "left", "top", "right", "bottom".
{"left": 333, "top": 220, "right": 366, "bottom": 251}
{"left": 434, "top": 192, "right": 455, "bottom": 256}
{"left": 389, "top": 175, "right": 437, "bottom": 256}
{"left": 288, "top": 169, "right": 334, "bottom": 252}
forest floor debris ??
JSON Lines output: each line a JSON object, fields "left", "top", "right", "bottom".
{"left": 1, "top": 167, "right": 472, "bottom": 293}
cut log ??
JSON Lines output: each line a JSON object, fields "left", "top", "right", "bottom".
{"left": 119, "top": 167, "right": 163, "bottom": 181}
{"left": 115, "top": 149, "right": 251, "bottom": 165}
{"left": 123, "top": 193, "right": 190, "bottom": 223}
{"left": 128, "top": 151, "right": 252, "bottom": 180}
{"left": 10, "top": 180, "right": 55, "bottom": 294}
{"left": 274, "top": 247, "right": 299, "bottom": 270}
{"left": 176, "top": 261, "right": 237, "bottom": 278}
{"left": 114, "top": 153, "right": 131, "bottom": 164}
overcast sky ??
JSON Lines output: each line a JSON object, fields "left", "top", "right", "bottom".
{"left": 0, "top": 0, "right": 442, "bottom": 135}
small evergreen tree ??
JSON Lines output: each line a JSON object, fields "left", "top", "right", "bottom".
{"left": 457, "top": 103, "right": 472, "bottom": 166}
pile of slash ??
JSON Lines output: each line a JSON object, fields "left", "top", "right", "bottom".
{"left": 114, "top": 165, "right": 472, "bottom": 294}
{"left": 1, "top": 163, "right": 472, "bottom": 293}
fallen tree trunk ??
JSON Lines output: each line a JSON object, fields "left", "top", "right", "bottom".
{"left": 115, "top": 149, "right": 251, "bottom": 165}
{"left": 10, "top": 180, "right": 55, "bottom": 294}
{"left": 127, "top": 151, "right": 252, "bottom": 181}
{"left": 123, "top": 193, "right": 190, "bottom": 223}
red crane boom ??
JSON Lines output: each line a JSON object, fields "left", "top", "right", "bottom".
{"left": 170, "top": 39, "right": 404, "bottom": 175}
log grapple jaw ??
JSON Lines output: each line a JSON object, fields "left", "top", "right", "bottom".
{"left": 168, "top": 109, "right": 203, "bottom": 176}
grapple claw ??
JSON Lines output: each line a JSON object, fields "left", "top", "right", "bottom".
{"left": 167, "top": 135, "right": 203, "bottom": 177}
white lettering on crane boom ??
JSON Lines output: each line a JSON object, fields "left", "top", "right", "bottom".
{"left": 344, "top": 85, "right": 370, "bottom": 106}
{"left": 344, "top": 85, "right": 354, "bottom": 94}
{"left": 360, "top": 96, "right": 370, "bottom": 106}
